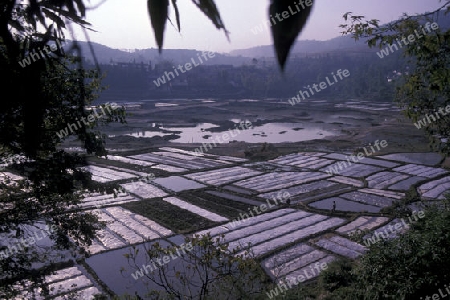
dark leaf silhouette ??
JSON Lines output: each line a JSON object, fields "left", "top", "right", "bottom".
{"left": 270, "top": 0, "right": 314, "bottom": 71}
{"left": 147, "top": 0, "right": 314, "bottom": 71}
{"left": 148, "top": 0, "right": 228, "bottom": 52}
{"left": 191, "top": 0, "right": 229, "bottom": 40}
{"left": 171, "top": 0, "right": 181, "bottom": 31}
{"left": 147, "top": 0, "right": 169, "bottom": 52}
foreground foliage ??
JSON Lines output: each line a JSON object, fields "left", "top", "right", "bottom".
{"left": 277, "top": 200, "right": 450, "bottom": 300}
{"left": 340, "top": 1, "right": 450, "bottom": 156}
{"left": 0, "top": 1, "right": 125, "bottom": 297}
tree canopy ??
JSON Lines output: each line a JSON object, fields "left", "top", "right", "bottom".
{"left": 0, "top": 0, "right": 124, "bottom": 297}
{"left": 340, "top": 1, "right": 450, "bottom": 156}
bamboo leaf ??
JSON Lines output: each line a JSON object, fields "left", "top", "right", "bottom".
{"left": 171, "top": 0, "right": 181, "bottom": 32}
{"left": 191, "top": 0, "right": 229, "bottom": 40}
{"left": 270, "top": 0, "right": 314, "bottom": 71}
{"left": 147, "top": 0, "right": 169, "bottom": 52}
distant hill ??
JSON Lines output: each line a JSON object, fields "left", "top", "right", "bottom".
{"left": 230, "top": 10, "right": 450, "bottom": 58}
{"left": 68, "top": 41, "right": 253, "bottom": 66}
{"left": 229, "top": 35, "right": 372, "bottom": 58}
{"left": 67, "top": 10, "right": 449, "bottom": 65}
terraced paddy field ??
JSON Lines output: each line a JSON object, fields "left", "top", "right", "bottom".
{"left": 7, "top": 145, "right": 450, "bottom": 299}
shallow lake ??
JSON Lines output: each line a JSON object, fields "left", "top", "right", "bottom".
{"left": 125, "top": 122, "right": 336, "bottom": 143}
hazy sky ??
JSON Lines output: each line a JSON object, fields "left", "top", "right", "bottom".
{"left": 71, "top": 0, "right": 444, "bottom": 53}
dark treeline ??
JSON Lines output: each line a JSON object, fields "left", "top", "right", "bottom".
{"left": 93, "top": 50, "right": 407, "bottom": 102}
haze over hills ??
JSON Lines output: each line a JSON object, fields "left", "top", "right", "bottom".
{"left": 72, "top": 10, "right": 449, "bottom": 64}
{"left": 231, "top": 10, "right": 450, "bottom": 58}
{"left": 62, "top": 10, "right": 448, "bottom": 102}
{"left": 74, "top": 42, "right": 253, "bottom": 66}
{"left": 230, "top": 35, "right": 372, "bottom": 58}
{"left": 75, "top": 34, "right": 368, "bottom": 66}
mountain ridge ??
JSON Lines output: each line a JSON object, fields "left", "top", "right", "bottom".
{"left": 71, "top": 10, "right": 449, "bottom": 64}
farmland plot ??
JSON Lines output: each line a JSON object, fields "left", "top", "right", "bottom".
{"left": 78, "top": 192, "right": 140, "bottom": 209}
{"left": 86, "top": 208, "right": 173, "bottom": 254}
{"left": 312, "top": 235, "right": 367, "bottom": 259}
{"left": 13, "top": 266, "right": 102, "bottom": 300}
{"left": 417, "top": 175, "right": 450, "bottom": 199}
{"left": 393, "top": 164, "right": 448, "bottom": 178}
{"left": 103, "top": 155, "right": 155, "bottom": 166}
{"left": 129, "top": 151, "right": 231, "bottom": 171}
{"left": 185, "top": 166, "right": 262, "bottom": 186}
{"left": 193, "top": 209, "right": 344, "bottom": 258}
{"left": 81, "top": 165, "right": 138, "bottom": 183}
{"left": 337, "top": 216, "right": 390, "bottom": 235}
{"left": 234, "top": 172, "right": 329, "bottom": 193}
{"left": 270, "top": 153, "right": 335, "bottom": 170}
{"left": 120, "top": 181, "right": 168, "bottom": 199}
{"left": 163, "top": 197, "right": 228, "bottom": 222}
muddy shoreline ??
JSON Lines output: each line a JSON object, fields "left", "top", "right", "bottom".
{"left": 64, "top": 98, "right": 436, "bottom": 161}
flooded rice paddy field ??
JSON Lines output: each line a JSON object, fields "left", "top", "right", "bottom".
{"left": 7, "top": 98, "right": 450, "bottom": 298}
{"left": 6, "top": 144, "right": 450, "bottom": 298}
